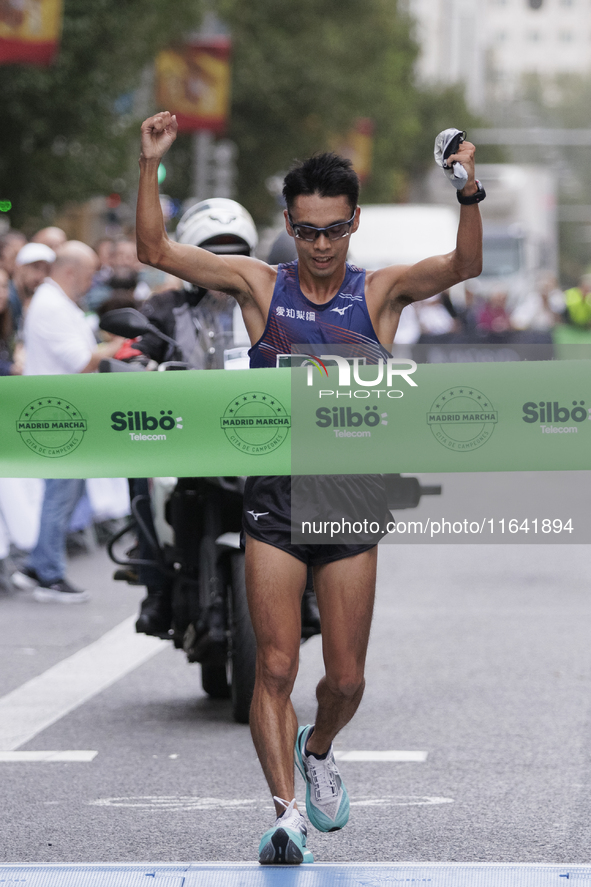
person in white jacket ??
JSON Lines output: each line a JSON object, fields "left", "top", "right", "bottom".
{"left": 13, "top": 242, "right": 122, "bottom": 603}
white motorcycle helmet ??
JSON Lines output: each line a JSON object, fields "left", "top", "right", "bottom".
{"left": 176, "top": 198, "right": 258, "bottom": 256}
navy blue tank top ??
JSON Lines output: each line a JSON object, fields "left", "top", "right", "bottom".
{"left": 249, "top": 261, "right": 389, "bottom": 367}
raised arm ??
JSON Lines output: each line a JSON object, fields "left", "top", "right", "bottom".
{"left": 136, "top": 112, "right": 272, "bottom": 301}
{"left": 368, "top": 139, "right": 483, "bottom": 310}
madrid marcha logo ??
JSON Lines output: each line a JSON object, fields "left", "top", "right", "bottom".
{"left": 17, "top": 397, "right": 87, "bottom": 458}
{"left": 427, "top": 387, "right": 497, "bottom": 452}
{"left": 221, "top": 391, "right": 290, "bottom": 455}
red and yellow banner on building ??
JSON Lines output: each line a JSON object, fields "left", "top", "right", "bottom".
{"left": 0, "top": 0, "right": 63, "bottom": 65}
{"left": 156, "top": 37, "right": 231, "bottom": 134}
{"left": 333, "top": 118, "right": 375, "bottom": 183}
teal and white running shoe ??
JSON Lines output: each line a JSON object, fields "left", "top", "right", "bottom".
{"left": 258, "top": 797, "right": 314, "bottom": 865}
{"left": 294, "top": 724, "right": 350, "bottom": 832}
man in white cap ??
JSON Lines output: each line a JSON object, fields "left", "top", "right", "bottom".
{"left": 12, "top": 241, "right": 123, "bottom": 602}
{"left": 9, "top": 242, "right": 56, "bottom": 330}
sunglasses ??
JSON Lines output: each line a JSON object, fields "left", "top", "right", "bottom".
{"left": 288, "top": 211, "right": 356, "bottom": 242}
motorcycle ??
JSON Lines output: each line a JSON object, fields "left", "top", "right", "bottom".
{"left": 119, "top": 472, "right": 254, "bottom": 723}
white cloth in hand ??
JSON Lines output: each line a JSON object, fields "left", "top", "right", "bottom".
{"left": 434, "top": 128, "right": 468, "bottom": 190}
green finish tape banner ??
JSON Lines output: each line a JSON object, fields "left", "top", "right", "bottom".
{"left": 291, "top": 358, "right": 591, "bottom": 474}
{"left": 0, "top": 360, "right": 589, "bottom": 478}
{"left": 0, "top": 369, "right": 291, "bottom": 479}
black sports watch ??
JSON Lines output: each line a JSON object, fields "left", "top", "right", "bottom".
{"left": 457, "top": 180, "right": 486, "bottom": 205}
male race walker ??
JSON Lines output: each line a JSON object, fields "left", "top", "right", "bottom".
{"left": 136, "top": 111, "right": 483, "bottom": 864}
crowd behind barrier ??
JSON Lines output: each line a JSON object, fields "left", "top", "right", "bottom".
{"left": 0, "top": 221, "right": 590, "bottom": 601}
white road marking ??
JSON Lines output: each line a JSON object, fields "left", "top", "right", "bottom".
{"left": 90, "top": 797, "right": 259, "bottom": 811}
{"left": 0, "top": 750, "right": 98, "bottom": 762}
{"left": 0, "top": 862, "right": 585, "bottom": 887}
{"left": 89, "top": 794, "right": 450, "bottom": 812}
{"left": 0, "top": 861, "right": 583, "bottom": 869}
{"left": 0, "top": 616, "right": 164, "bottom": 751}
{"left": 334, "top": 750, "right": 428, "bottom": 762}
{"left": 349, "top": 796, "right": 453, "bottom": 807}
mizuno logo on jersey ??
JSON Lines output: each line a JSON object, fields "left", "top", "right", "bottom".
{"left": 247, "top": 510, "right": 270, "bottom": 521}
{"left": 330, "top": 304, "right": 353, "bottom": 316}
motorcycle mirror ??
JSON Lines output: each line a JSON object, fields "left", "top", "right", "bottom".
{"left": 99, "top": 308, "right": 151, "bottom": 338}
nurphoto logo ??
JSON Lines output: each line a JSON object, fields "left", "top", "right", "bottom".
{"left": 306, "top": 354, "right": 418, "bottom": 399}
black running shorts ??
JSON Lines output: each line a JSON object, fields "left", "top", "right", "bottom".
{"left": 242, "top": 474, "right": 391, "bottom": 566}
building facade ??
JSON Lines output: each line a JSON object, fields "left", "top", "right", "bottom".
{"left": 405, "top": 0, "right": 591, "bottom": 109}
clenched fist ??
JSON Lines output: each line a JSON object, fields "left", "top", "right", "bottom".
{"left": 140, "top": 111, "right": 178, "bottom": 162}
{"left": 445, "top": 139, "right": 477, "bottom": 195}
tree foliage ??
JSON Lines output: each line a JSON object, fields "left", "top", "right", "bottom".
{"left": 2, "top": 0, "right": 483, "bottom": 231}
{"left": 1, "top": 0, "right": 203, "bottom": 229}
{"left": 216, "top": 0, "right": 482, "bottom": 219}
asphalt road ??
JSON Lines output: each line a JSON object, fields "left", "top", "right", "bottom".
{"left": 1, "top": 536, "right": 591, "bottom": 865}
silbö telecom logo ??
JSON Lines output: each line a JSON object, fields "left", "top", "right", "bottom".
{"left": 316, "top": 405, "right": 388, "bottom": 437}
{"left": 427, "top": 387, "right": 497, "bottom": 451}
{"left": 522, "top": 399, "right": 589, "bottom": 433}
{"left": 306, "top": 353, "right": 416, "bottom": 438}
{"left": 17, "top": 397, "right": 87, "bottom": 458}
{"left": 110, "top": 409, "right": 183, "bottom": 440}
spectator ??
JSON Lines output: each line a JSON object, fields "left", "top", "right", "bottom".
{"left": 0, "top": 230, "right": 26, "bottom": 278}
{"left": 97, "top": 291, "right": 138, "bottom": 318}
{"left": 415, "top": 291, "right": 459, "bottom": 338}
{"left": 84, "top": 237, "right": 115, "bottom": 312}
{"left": 460, "top": 281, "right": 482, "bottom": 334}
{"left": 31, "top": 226, "right": 67, "bottom": 253}
{"left": 0, "top": 477, "right": 43, "bottom": 593}
{"left": 95, "top": 237, "right": 114, "bottom": 272}
{"left": 12, "top": 241, "right": 123, "bottom": 603}
{"left": 511, "top": 272, "right": 565, "bottom": 332}
{"left": 1, "top": 230, "right": 27, "bottom": 330}
{"left": 564, "top": 273, "right": 591, "bottom": 328}
{"left": 9, "top": 242, "right": 56, "bottom": 330}
{"left": 85, "top": 238, "right": 150, "bottom": 311}
{"left": 0, "top": 268, "right": 22, "bottom": 375}
{"left": 392, "top": 302, "right": 421, "bottom": 344}
{"left": 476, "top": 289, "right": 512, "bottom": 335}
{"left": 94, "top": 290, "right": 145, "bottom": 357}
{"left": 110, "top": 238, "right": 150, "bottom": 301}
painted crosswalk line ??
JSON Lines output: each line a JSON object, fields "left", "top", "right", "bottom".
{"left": 0, "top": 616, "right": 163, "bottom": 751}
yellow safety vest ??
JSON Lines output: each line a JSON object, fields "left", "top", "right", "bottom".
{"left": 565, "top": 287, "right": 591, "bottom": 327}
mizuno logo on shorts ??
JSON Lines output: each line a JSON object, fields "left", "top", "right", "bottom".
{"left": 247, "top": 510, "right": 270, "bottom": 521}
